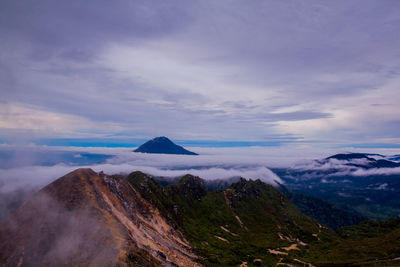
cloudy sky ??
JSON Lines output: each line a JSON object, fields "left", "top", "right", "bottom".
{"left": 1, "top": 0, "right": 400, "bottom": 148}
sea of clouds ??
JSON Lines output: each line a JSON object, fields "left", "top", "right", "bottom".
{"left": 2, "top": 144, "right": 400, "bottom": 219}
{"left": 292, "top": 156, "right": 400, "bottom": 178}
{"left": 0, "top": 145, "right": 335, "bottom": 193}
{"left": 2, "top": 145, "right": 400, "bottom": 193}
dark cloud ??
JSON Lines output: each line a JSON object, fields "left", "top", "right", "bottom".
{"left": 0, "top": 0, "right": 192, "bottom": 59}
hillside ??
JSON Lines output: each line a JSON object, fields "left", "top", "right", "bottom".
{"left": 279, "top": 184, "right": 367, "bottom": 230}
{"left": 1, "top": 168, "right": 400, "bottom": 266}
{"left": 276, "top": 153, "right": 400, "bottom": 220}
{"left": 128, "top": 172, "right": 337, "bottom": 266}
{"left": 154, "top": 176, "right": 367, "bottom": 230}
{"left": 0, "top": 169, "right": 199, "bottom": 266}
{"left": 305, "top": 218, "right": 400, "bottom": 266}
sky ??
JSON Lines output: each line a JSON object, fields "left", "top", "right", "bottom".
{"left": 1, "top": 0, "right": 400, "bottom": 148}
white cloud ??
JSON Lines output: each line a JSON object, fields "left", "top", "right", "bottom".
{"left": 351, "top": 167, "right": 400, "bottom": 176}
{"left": 99, "top": 42, "right": 282, "bottom": 117}
{"left": 0, "top": 163, "right": 281, "bottom": 194}
{"left": 0, "top": 102, "right": 122, "bottom": 137}
{"left": 1, "top": 146, "right": 307, "bottom": 193}
{"left": 273, "top": 76, "right": 400, "bottom": 143}
{"left": 376, "top": 183, "right": 388, "bottom": 190}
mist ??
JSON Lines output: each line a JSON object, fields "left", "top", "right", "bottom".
{"left": 0, "top": 146, "right": 296, "bottom": 193}
{"left": 0, "top": 145, "right": 293, "bottom": 218}
{"left": 3, "top": 145, "right": 400, "bottom": 192}
{"left": 1, "top": 190, "right": 121, "bottom": 265}
{"left": 2, "top": 144, "right": 400, "bottom": 219}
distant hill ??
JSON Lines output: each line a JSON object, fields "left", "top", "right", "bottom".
{"left": 277, "top": 152, "right": 400, "bottom": 220}
{"left": 389, "top": 154, "right": 400, "bottom": 162}
{"left": 134, "top": 136, "right": 198, "bottom": 155}
{"left": 325, "top": 153, "right": 400, "bottom": 168}
{"left": 327, "top": 153, "right": 369, "bottom": 160}
{"left": 278, "top": 184, "right": 367, "bottom": 230}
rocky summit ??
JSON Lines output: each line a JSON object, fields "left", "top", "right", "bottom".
{"left": 0, "top": 169, "right": 199, "bottom": 267}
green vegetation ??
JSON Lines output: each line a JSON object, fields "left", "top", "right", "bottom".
{"left": 279, "top": 184, "right": 367, "bottom": 230}
{"left": 127, "top": 172, "right": 336, "bottom": 266}
{"left": 305, "top": 228, "right": 400, "bottom": 266}
{"left": 127, "top": 171, "right": 400, "bottom": 266}
{"left": 275, "top": 166, "right": 400, "bottom": 221}
{"left": 338, "top": 217, "right": 400, "bottom": 239}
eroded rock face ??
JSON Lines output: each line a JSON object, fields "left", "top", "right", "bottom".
{"left": 0, "top": 168, "right": 201, "bottom": 267}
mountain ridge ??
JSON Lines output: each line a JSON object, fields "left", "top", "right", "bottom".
{"left": 279, "top": 152, "right": 400, "bottom": 220}
{"left": 2, "top": 168, "right": 400, "bottom": 266}
{"left": 325, "top": 153, "right": 400, "bottom": 168}
{"left": 0, "top": 168, "right": 200, "bottom": 266}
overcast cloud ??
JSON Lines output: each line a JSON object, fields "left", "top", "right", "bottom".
{"left": 1, "top": 0, "right": 400, "bottom": 146}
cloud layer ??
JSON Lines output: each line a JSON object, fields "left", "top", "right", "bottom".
{"left": 3, "top": 145, "right": 400, "bottom": 194}
{"left": 290, "top": 154, "right": 400, "bottom": 181}
{"left": 1, "top": 1, "right": 400, "bottom": 146}
{"left": 1, "top": 146, "right": 302, "bottom": 193}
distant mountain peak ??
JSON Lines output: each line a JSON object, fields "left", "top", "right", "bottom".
{"left": 153, "top": 136, "right": 171, "bottom": 141}
{"left": 326, "top": 153, "right": 369, "bottom": 160}
{"left": 134, "top": 136, "right": 198, "bottom": 155}
{"left": 324, "top": 153, "right": 400, "bottom": 168}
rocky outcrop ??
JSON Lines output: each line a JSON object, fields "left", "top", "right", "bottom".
{"left": 0, "top": 168, "right": 200, "bottom": 267}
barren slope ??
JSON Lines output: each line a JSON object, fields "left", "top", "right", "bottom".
{"left": 0, "top": 168, "right": 200, "bottom": 267}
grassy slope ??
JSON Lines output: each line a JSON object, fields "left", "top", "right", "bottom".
{"left": 303, "top": 218, "right": 400, "bottom": 266}
{"left": 279, "top": 185, "right": 367, "bottom": 230}
{"left": 127, "top": 171, "right": 400, "bottom": 266}
{"left": 305, "top": 229, "right": 400, "bottom": 266}
{"left": 127, "top": 172, "right": 336, "bottom": 266}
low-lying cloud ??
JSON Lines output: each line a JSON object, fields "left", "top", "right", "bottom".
{"left": 3, "top": 145, "right": 400, "bottom": 193}
{"left": 292, "top": 158, "right": 369, "bottom": 172}
{"left": 3, "top": 145, "right": 400, "bottom": 218}
{"left": 288, "top": 155, "right": 400, "bottom": 181}
{"left": 0, "top": 145, "right": 296, "bottom": 218}
{"left": 331, "top": 167, "right": 400, "bottom": 177}
{"left": 1, "top": 145, "right": 315, "bottom": 194}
